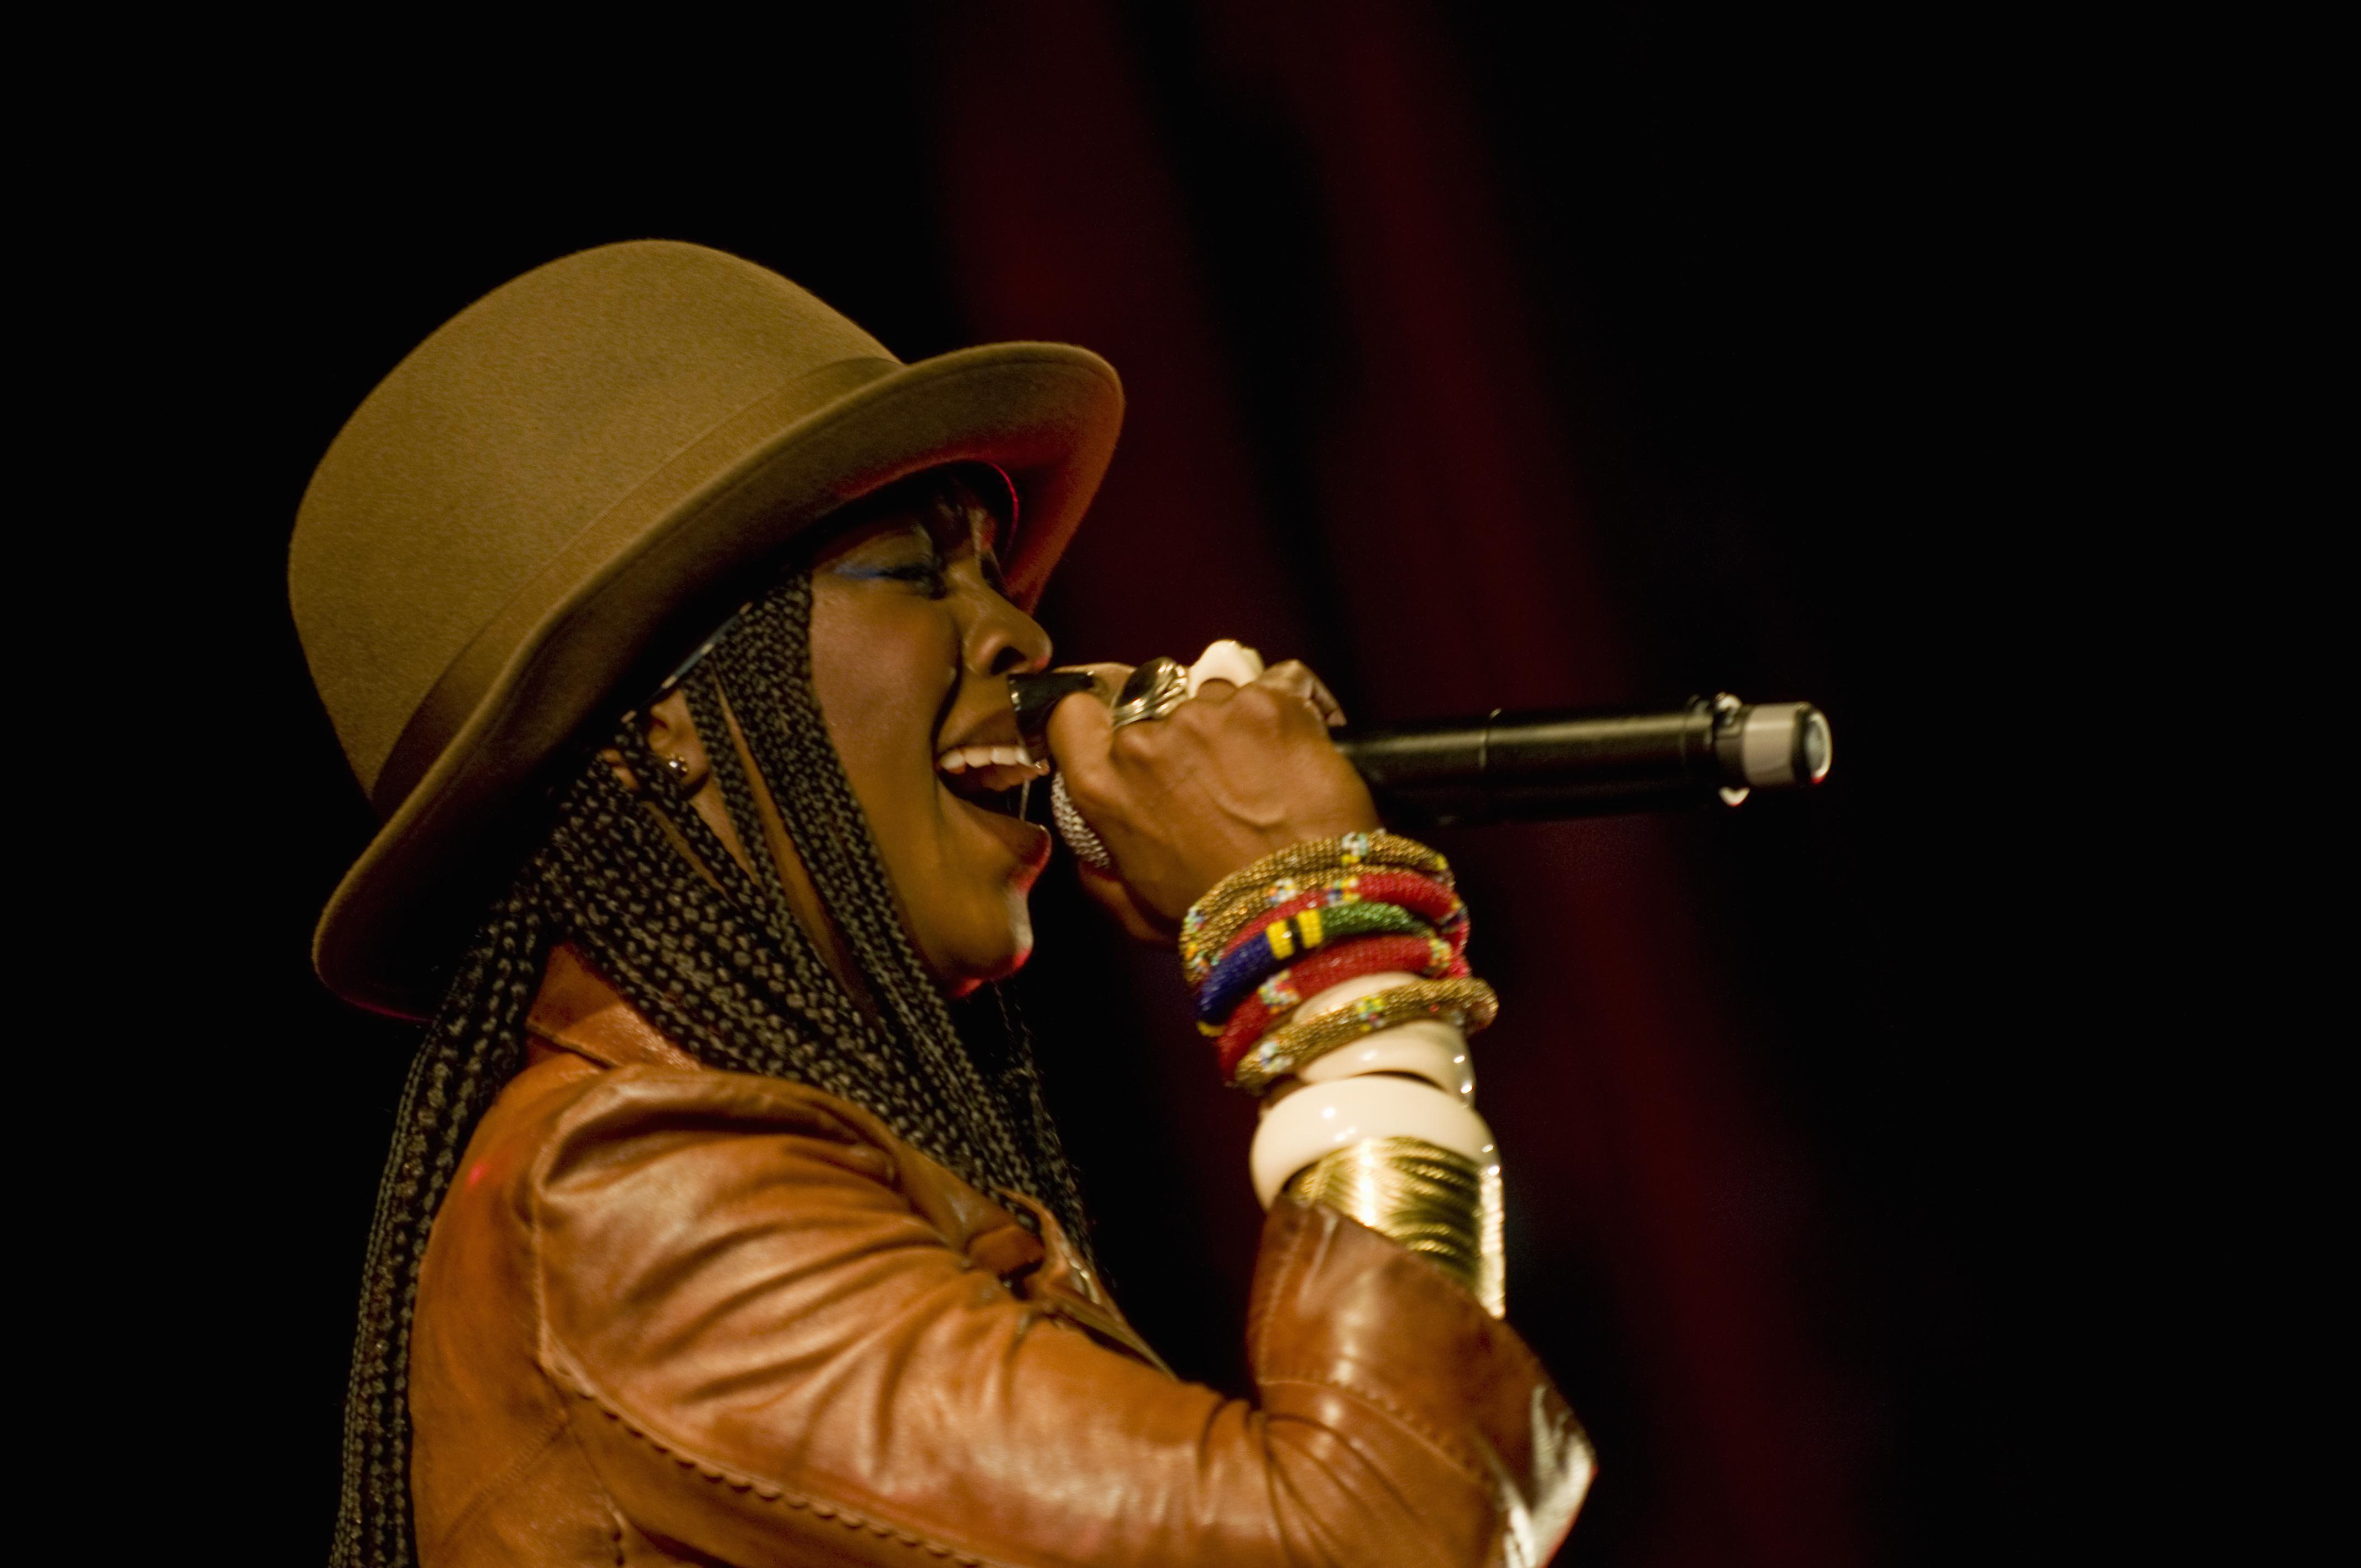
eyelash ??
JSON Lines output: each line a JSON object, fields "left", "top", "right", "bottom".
{"left": 872, "top": 559, "right": 950, "bottom": 597}
{"left": 847, "top": 535, "right": 1003, "bottom": 600}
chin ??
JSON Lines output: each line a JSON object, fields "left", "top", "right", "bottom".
{"left": 942, "top": 954, "right": 1026, "bottom": 999}
{"left": 934, "top": 901, "right": 1034, "bottom": 998}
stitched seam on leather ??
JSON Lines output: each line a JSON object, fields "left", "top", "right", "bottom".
{"left": 547, "top": 1356, "right": 1025, "bottom": 1568}
{"left": 563, "top": 1416, "right": 632, "bottom": 1568}
{"left": 421, "top": 1417, "right": 570, "bottom": 1560}
{"left": 524, "top": 1087, "right": 1016, "bottom": 1568}
{"left": 1260, "top": 1374, "right": 1497, "bottom": 1493}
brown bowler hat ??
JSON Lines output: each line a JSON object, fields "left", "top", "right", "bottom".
{"left": 290, "top": 241, "right": 1124, "bottom": 1017}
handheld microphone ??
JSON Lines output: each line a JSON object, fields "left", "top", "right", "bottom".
{"left": 1010, "top": 671, "right": 1831, "bottom": 827}
{"left": 1331, "top": 695, "right": 1832, "bottom": 826}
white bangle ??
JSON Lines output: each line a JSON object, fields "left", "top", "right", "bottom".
{"left": 1297, "top": 1021, "right": 1473, "bottom": 1101}
{"left": 1250, "top": 1075, "right": 1496, "bottom": 1208}
{"left": 1267, "top": 970, "right": 1475, "bottom": 1102}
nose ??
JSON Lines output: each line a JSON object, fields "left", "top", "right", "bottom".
{"left": 966, "top": 581, "right": 1052, "bottom": 679}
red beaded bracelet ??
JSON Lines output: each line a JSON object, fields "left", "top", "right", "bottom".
{"left": 1185, "top": 867, "right": 1465, "bottom": 976}
{"left": 1190, "top": 869, "right": 1468, "bottom": 989}
{"left": 1212, "top": 933, "right": 1469, "bottom": 1080}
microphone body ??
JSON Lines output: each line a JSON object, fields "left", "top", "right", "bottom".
{"left": 1008, "top": 671, "right": 1830, "bottom": 827}
{"left": 1334, "top": 696, "right": 1831, "bottom": 826}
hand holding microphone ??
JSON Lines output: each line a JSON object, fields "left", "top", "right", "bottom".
{"left": 1018, "top": 639, "right": 1833, "bottom": 845}
{"left": 1036, "top": 644, "right": 1378, "bottom": 935}
{"left": 1019, "top": 641, "right": 1831, "bottom": 1315}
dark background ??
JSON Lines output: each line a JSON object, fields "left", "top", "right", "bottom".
{"left": 56, "top": 4, "right": 2260, "bottom": 1564}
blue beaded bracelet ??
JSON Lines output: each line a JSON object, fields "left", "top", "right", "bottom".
{"left": 1193, "top": 900, "right": 1434, "bottom": 1027}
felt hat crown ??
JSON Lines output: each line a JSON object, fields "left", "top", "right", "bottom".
{"left": 290, "top": 241, "right": 1123, "bottom": 1016}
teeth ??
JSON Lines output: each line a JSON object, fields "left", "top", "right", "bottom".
{"left": 935, "top": 743, "right": 1049, "bottom": 775}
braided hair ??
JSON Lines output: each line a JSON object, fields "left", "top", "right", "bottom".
{"left": 329, "top": 480, "right": 1089, "bottom": 1568}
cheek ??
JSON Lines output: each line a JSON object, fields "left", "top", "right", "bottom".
{"left": 808, "top": 580, "right": 1029, "bottom": 984}
{"left": 807, "top": 590, "right": 955, "bottom": 815}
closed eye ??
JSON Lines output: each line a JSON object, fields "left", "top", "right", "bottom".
{"left": 877, "top": 560, "right": 950, "bottom": 596}
{"left": 839, "top": 554, "right": 950, "bottom": 597}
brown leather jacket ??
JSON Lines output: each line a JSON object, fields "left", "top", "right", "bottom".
{"left": 409, "top": 948, "right": 1592, "bottom": 1565}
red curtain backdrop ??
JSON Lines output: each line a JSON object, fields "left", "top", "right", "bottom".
{"left": 937, "top": 6, "right": 1860, "bottom": 1564}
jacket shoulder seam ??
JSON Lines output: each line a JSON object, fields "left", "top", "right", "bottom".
{"left": 532, "top": 1065, "right": 878, "bottom": 1168}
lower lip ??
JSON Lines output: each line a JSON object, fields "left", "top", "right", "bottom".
{"left": 948, "top": 785, "right": 1053, "bottom": 882}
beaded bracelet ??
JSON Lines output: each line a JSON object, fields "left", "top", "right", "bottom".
{"left": 1183, "top": 869, "right": 1467, "bottom": 986}
{"left": 1198, "top": 880, "right": 1465, "bottom": 992}
{"left": 1231, "top": 977, "right": 1499, "bottom": 1095}
{"left": 1209, "top": 930, "right": 1463, "bottom": 1059}
{"left": 1190, "top": 845, "right": 1445, "bottom": 954}
{"left": 1209, "top": 930, "right": 1462, "bottom": 1053}
{"left": 1185, "top": 863, "right": 1458, "bottom": 957}
{"left": 1184, "top": 869, "right": 1461, "bottom": 984}
{"left": 1183, "top": 831, "right": 1453, "bottom": 949}
{"left": 1194, "top": 901, "right": 1441, "bottom": 1027}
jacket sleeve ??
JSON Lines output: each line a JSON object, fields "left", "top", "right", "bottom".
{"left": 529, "top": 1067, "right": 1591, "bottom": 1568}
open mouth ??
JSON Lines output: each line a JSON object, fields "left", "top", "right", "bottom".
{"left": 936, "top": 743, "right": 1049, "bottom": 819}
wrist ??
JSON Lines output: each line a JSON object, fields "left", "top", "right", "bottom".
{"left": 1179, "top": 829, "right": 1512, "bottom": 1316}
{"left": 1250, "top": 1073, "right": 1496, "bottom": 1206}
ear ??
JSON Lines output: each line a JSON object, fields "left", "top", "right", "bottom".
{"left": 642, "top": 688, "right": 714, "bottom": 793}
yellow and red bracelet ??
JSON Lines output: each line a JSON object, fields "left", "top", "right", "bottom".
{"left": 1182, "top": 831, "right": 1453, "bottom": 954}
{"left": 1184, "top": 867, "right": 1466, "bottom": 987}
{"left": 1194, "top": 900, "right": 1454, "bottom": 1026}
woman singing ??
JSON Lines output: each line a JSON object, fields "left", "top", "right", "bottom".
{"left": 298, "top": 241, "right": 1590, "bottom": 1567}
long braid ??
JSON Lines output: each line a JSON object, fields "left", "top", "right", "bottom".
{"left": 333, "top": 529, "right": 1094, "bottom": 1568}
{"left": 708, "top": 571, "right": 1063, "bottom": 1219}
{"left": 953, "top": 982, "right": 1089, "bottom": 1246}
{"left": 677, "top": 672, "right": 804, "bottom": 932}
{"left": 602, "top": 716, "right": 882, "bottom": 1080}
{"left": 548, "top": 761, "right": 882, "bottom": 1098}
{"left": 330, "top": 883, "right": 546, "bottom": 1568}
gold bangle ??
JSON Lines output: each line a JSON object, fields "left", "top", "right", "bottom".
{"left": 1232, "top": 977, "right": 1499, "bottom": 1094}
{"left": 1284, "top": 1135, "right": 1505, "bottom": 1317}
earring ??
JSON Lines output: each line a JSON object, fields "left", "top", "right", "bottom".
{"left": 661, "top": 754, "right": 694, "bottom": 790}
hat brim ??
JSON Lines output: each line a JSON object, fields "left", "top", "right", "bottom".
{"left": 314, "top": 341, "right": 1123, "bottom": 1018}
